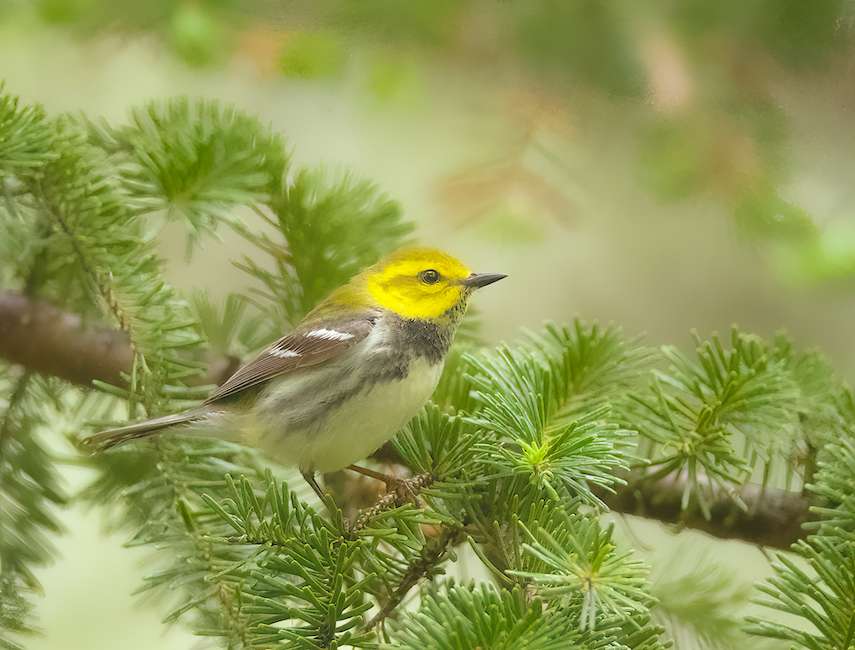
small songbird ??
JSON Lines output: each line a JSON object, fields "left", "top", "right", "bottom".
{"left": 82, "top": 247, "right": 505, "bottom": 499}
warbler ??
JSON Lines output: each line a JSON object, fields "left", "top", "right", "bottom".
{"left": 82, "top": 246, "right": 505, "bottom": 498}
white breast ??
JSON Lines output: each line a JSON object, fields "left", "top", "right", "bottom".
{"left": 241, "top": 322, "right": 445, "bottom": 474}
{"left": 304, "top": 356, "right": 442, "bottom": 473}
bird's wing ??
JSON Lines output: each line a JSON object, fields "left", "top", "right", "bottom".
{"left": 205, "top": 315, "right": 378, "bottom": 404}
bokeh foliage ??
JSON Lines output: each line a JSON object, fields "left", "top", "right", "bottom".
{"left": 10, "top": 0, "right": 855, "bottom": 279}
{"left": 2, "top": 2, "right": 855, "bottom": 649}
{"left": 2, "top": 71, "right": 855, "bottom": 648}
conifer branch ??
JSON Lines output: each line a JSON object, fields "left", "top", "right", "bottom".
{"left": 0, "top": 290, "right": 132, "bottom": 388}
{"left": 595, "top": 472, "right": 815, "bottom": 550}
{"left": 0, "top": 371, "right": 68, "bottom": 648}
{"left": 0, "top": 290, "right": 238, "bottom": 389}
{"left": 0, "top": 290, "right": 818, "bottom": 551}
{"left": 148, "top": 440, "right": 252, "bottom": 644}
{"left": 365, "top": 524, "right": 456, "bottom": 630}
{"left": 37, "top": 178, "right": 128, "bottom": 330}
{"left": 351, "top": 472, "right": 434, "bottom": 533}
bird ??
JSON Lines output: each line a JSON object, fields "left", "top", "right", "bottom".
{"left": 82, "top": 246, "right": 506, "bottom": 500}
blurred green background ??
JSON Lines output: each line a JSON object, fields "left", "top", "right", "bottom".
{"left": 2, "top": 1, "right": 855, "bottom": 648}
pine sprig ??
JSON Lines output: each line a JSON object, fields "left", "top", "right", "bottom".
{"left": 0, "top": 371, "right": 68, "bottom": 649}
{"left": 0, "top": 573, "right": 39, "bottom": 650}
{"left": 748, "top": 416, "right": 855, "bottom": 649}
{"left": 661, "top": 329, "right": 801, "bottom": 448}
{"left": 626, "top": 327, "right": 807, "bottom": 517}
{"left": 13, "top": 109, "right": 208, "bottom": 418}
{"left": 0, "top": 85, "right": 57, "bottom": 179}
{"left": 387, "top": 582, "right": 590, "bottom": 650}
{"left": 387, "top": 580, "right": 668, "bottom": 650}
{"left": 507, "top": 501, "right": 652, "bottom": 631}
{"left": 808, "top": 438, "right": 855, "bottom": 534}
{"left": 465, "top": 343, "right": 631, "bottom": 504}
{"left": 630, "top": 372, "right": 753, "bottom": 516}
{"left": 202, "top": 472, "right": 343, "bottom": 546}
{"left": 392, "top": 402, "right": 480, "bottom": 480}
{"left": 526, "top": 320, "right": 655, "bottom": 418}
{"left": 203, "top": 473, "right": 377, "bottom": 649}
{"left": 100, "top": 438, "right": 269, "bottom": 645}
{"left": 606, "top": 612, "right": 672, "bottom": 650}
{"left": 747, "top": 535, "right": 855, "bottom": 650}
{"left": 237, "top": 164, "right": 414, "bottom": 325}
{"left": 93, "top": 98, "right": 291, "bottom": 252}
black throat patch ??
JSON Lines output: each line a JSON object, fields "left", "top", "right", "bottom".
{"left": 365, "top": 308, "right": 460, "bottom": 382}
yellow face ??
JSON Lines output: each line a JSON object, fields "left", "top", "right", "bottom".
{"left": 364, "top": 247, "right": 473, "bottom": 320}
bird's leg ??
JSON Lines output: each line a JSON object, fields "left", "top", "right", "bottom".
{"left": 345, "top": 464, "right": 392, "bottom": 483}
{"left": 346, "top": 464, "right": 421, "bottom": 505}
{"left": 301, "top": 470, "right": 353, "bottom": 531}
{"left": 301, "top": 469, "right": 328, "bottom": 502}
{"left": 349, "top": 471, "right": 436, "bottom": 533}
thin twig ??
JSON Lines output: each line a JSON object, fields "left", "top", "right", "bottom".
{"left": 365, "top": 525, "right": 456, "bottom": 630}
{"left": 350, "top": 472, "right": 434, "bottom": 533}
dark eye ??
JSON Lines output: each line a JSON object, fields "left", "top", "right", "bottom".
{"left": 420, "top": 269, "right": 440, "bottom": 285}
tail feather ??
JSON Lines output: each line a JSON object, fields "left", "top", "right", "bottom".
{"left": 81, "top": 408, "right": 209, "bottom": 452}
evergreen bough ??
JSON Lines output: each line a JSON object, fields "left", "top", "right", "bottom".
{"left": 1, "top": 83, "right": 854, "bottom": 650}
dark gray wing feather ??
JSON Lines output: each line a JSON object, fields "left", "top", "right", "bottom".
{"left": 80, "top": 316, "right": 378, "bottom": 453}
{"left": 204, "top": 315, "right": 378, "bottom": 404}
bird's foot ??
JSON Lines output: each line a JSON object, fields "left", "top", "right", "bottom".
{"left": 380, "top": 475, "right": 422, "bottom": 506}
{"left": 345, "top": 464, "right": 424, "bottom": 506}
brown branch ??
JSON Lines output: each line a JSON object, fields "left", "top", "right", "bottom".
{"left": 0, "top": 289, "right": 818, "bottom": 550}
{"left": 0, "top": 290, "right": 133, "bottom": 388}
{"left": 594, "top": 473, "right": 817, "bottom": 550}
{"left": 0, "top": 290, "right": 239, "bottom": 389}
{"left": 372, "top": 443, "right": 815, "bottom": 550}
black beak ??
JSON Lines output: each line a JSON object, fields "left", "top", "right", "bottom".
{"left": 461, "top": 272, "right": 507, "bottom": 290}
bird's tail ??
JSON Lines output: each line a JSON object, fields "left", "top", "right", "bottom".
{"left": 80, "top": 408, "right": 210, "bottom": 452}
